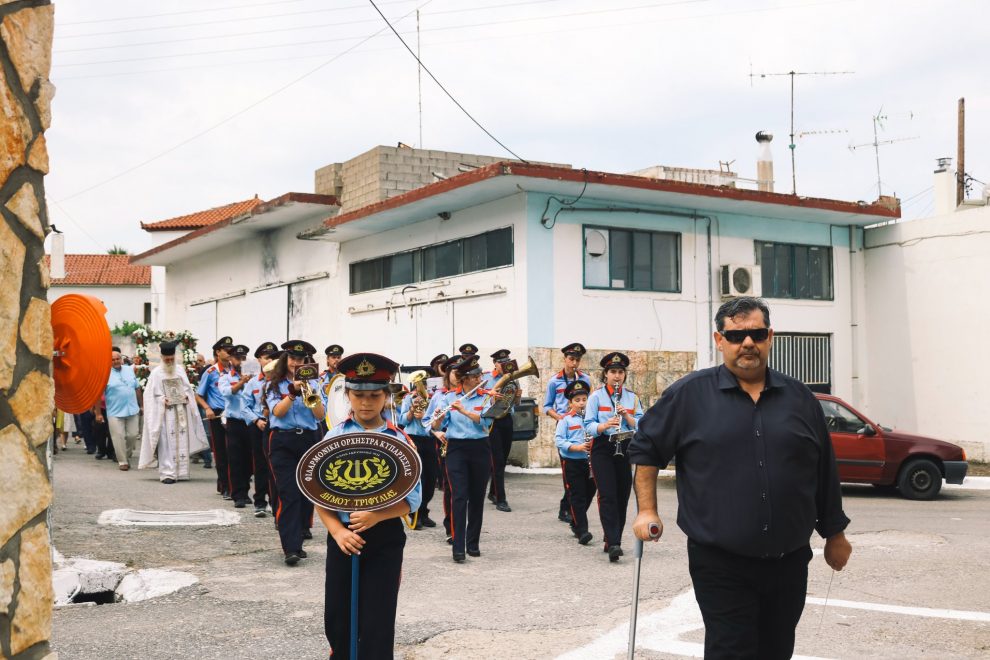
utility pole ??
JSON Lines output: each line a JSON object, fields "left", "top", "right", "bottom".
{"left": 957, "top": 97, "right": 965, "bottom": 206}
{"left": 848, "top": 108, "right": 918, "bottom": 198}
{"left": 749, "top": 69, "right": 854, "bottom": 195}
{"left": 416, "top": 9, "right": 423, "bottom": 149}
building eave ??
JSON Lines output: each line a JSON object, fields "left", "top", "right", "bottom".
{"left": 130, "top": 193, "right": 340, "bottom": 266}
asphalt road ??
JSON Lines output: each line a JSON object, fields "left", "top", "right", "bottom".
{"left": 50, "top": 445, "right": 990, "bottom": 659}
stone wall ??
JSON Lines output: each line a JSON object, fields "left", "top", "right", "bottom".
{"left": 0, "top": 1, "right": 55, "bottom": 658}
{"left": 517, "top": 347, "right": 696, "bottom": 467}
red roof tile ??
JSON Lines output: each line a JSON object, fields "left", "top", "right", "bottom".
{"left": 48, "top": 254, "right": 151, "bottom": 286}
{"left": 140, "top": 196, "right": 262, "bottom": 231}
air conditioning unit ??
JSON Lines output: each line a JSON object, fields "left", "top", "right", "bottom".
{"left": 720, "top": 264, "right": 762, "bottom": 298}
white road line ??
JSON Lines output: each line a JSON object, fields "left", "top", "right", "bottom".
{"left": 808, "top": 597, "right": 990, "bottom": 622}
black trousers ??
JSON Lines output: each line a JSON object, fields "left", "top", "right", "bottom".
{"left": 225, "top": 419, "right": 253, "bottom": 502}
{"left": 487, "top": 415, "right": 514, "bottom": 503}
{"left": 324, "top": 518, "right": 405, "bottom": 660}
{"left": 561, "top": 457, "right": 596, "bottom": 536}
{"left": 264, "top": 429, "right": 279, "bottom": 519}
{"left": 444, "top": 440, "right": 491, "bottom": 555}
{"left": 207, "top": 411, "right": 230, "bottom": 494}
{"left": 409, "top": 434, "right": 437, "bottom": 521}
{"left": 247, "top": 422, "right": 270, "bottom": 508}
{"left": 688, "top": 540, "right": 812, "bottom": 660}
{"left": 436, "top": 436, "right": 451, "bottom": 535}
{"left": 589, "top": 435, "right": 632, "bottom": 548}
{"left": 269, "top": 429, "right": 318, "bottom": 554}
{"left": 93, "top": 410, "right": 115, "bottom": 460}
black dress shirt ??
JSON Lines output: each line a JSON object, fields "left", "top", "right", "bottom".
{"left": 628, "top": 365, "right": 849, "bottom": 559}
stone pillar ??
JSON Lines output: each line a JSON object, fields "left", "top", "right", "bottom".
{"left": 0, "top": 1, "right": 56, "bottom": 658}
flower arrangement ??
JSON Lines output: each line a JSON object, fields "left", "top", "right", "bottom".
{"left": 131, "top": 325, "right": 200, "bottom": 388}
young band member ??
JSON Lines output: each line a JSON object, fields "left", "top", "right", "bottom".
{"left": 319, "top": 353, "right": 422, "bottom": 660}
{"left": 432, "top": 355, "right": 493, "bottom": 562}
{"left": 458, "top": 342, "right": 478, "bottom": 357}
{"left": 484, "top": 349, "right": 520, "bottom": 512}
{"left": 543, "top": 342, "right": 591, "bottom": 523}
{"left": 584, "top": 352, "right": 643, "bottom": 562}
{"left": 319, "top": 344, "right": 344, "bottom": 404}
{"left": 195, "top": 336, "right": 235, "bottom": 498}
{"left": 218, "top": 344, "right": 256, "bottom": 508}
{"left": 265, "top": 340, "right": 326, "bottom": 566}
{"left": 425, "top": 354, "right": 461, "bottom": 542}
{"left": 244, "top": 342, "right": 279, "bottom": 517}
{"left": 399, "top": 372, "right": 437, "bottom": 530}
{"left": 555, "top": 380, "right": 596, "bottom": 545}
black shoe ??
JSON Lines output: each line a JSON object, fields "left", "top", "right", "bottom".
{"left": 297, "top": 549, "right": 308, "bottom": 559}
{"left": 446, "top": 536, "right": 453, "bottom": 545}
{"left": 578, "top": 532, "right": 593, "bottom": 546}
{"left": 86, "top": 449, "right": 96, "bottom": 455}
{"left": 254, "top": 506, "right": 266, "bottom": 518}
{"left": 302, "top": 529, "right": 313, "bottom": 541}
{"left": 608, "top": 546, "right": 622, "bottom": 562}
{"left": 413, "top": 521, "right": 423, "bottom": 531}
{"left": 487, "top": 493, "right": 496, "bottom": 504}
{"left": 162, "top": 478, "right": 176, "bottom": 485}
{"left": 467, "top": 549, "right": 481, "bottom": 557}
{"left": 95, "top": 454, "right": 106, "bottom": 460}
{"left": 234, "top": 499, "right": 247, "bottom": 508}
{"left": 222, "top": 492, "right": 232, "bottom": 501}
{"left": 284, "top": 552, "right": 301, "bottom": 566}
{"left": 495, "top": 501, "right": 512, "bottom": 512}
{"left": 558, "top": 511, "right": 572, "bottom": 524}
{"left": 203, "top": 462, "right": 213, "bottom": 469}
{"left": 452, "top": 552, "right": 466, "bottom": 563}
{"left": 421, "top": 517, "right": 437, "bottom": 528}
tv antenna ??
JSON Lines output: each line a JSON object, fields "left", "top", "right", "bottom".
{"left": 749, "top": 67, "right": 854, "bottom": 194}
{"left": 848, "top": 107, "right": 918, "bottom": 197}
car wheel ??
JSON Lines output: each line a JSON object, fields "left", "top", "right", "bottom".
{"left": 897, "top": 459, "right": 942, "bottom": 500}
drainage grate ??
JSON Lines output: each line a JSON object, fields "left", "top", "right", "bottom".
{"left": 97, "top": 509, "right": 241, "bottom": 526}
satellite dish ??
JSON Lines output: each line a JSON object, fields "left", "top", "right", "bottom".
{"left": 51, "top": 294, "right": 112, "bottom": 414}
{"left": 585, "top": 229, "right": 607, "bottom": 257}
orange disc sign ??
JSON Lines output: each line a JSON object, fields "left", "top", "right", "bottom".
{"left": 52, "top": 294, "right": 112, "bottom": 414}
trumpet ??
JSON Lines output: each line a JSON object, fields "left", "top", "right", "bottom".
{"left": 301, "top": 381, "right": 322, "bottom": 409}
{"left": 293, "top": 365, "right": 322, "bottom": 410}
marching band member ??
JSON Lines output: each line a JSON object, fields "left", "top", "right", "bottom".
{"left": 432, "top": 355, "right": 493, "bottom": 563}
{"left": 584, "top": 352, "right": 643, "bottom": 562}
{"left": 555, "top": 380, "right": 596, "bottom": 545}
{"left": 399, "top": 372, "right": 437, "bottom": 530}
{"left": 318, "top": 352, "right": 422, "bottom": 660}
{"left": 218, "top": 344, "right": 256, "bottom": 509}
{"left": 319, "top": 344, "right": 344, "bottom": 405}
{"left": 543, "top": 342, "right": 591, "bottom": 524}
{"left": 426, "top": 354, "right": 463, "bottom": 542}
{"left": 458, "top": 342, "right": 479, "bottom": 358}
{"left": 484, "top": 349, "right": 519, "bottom": 512}
{"left": 244, "top": 342, "right": 279, "bottom": 518}
{"left": 265, "top": 340, "right": 326, "bottom": 566}
{"left": 195, "top": 336, "right": 236, "bottom": 498}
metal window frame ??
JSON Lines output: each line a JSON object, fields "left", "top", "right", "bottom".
{"left": 581, "top": 224, "right": 681, "bottom": 293}
{"left": 755, "top": 240, "right": 834, "bottom": 301}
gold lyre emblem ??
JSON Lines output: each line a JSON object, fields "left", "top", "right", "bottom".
{"left": 355, "top": 358, "right": 375, "bottom": 377}
{"left": 323, "top": 457, "right": 391, "bottom": 491}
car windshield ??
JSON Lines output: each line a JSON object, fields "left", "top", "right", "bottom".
{"left": 819, "top": 400, "right": 870, "bottom": 434}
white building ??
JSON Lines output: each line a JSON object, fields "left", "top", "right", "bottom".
{"left": 132, "top": 146, "right": 897, "bottom": 466}
{"left": 47, "top": 254, "right": 151, "bottom": 331}
{"left": 863, "top": 159, "right": 990, "bottom": 461}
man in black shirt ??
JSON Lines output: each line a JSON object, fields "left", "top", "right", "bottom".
{"left": 628, "top": 296, "right": 852, "bottom": 659}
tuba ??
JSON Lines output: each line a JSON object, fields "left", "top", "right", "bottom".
{"left": 482, "top": 357, "right": 539, "bottom": 419}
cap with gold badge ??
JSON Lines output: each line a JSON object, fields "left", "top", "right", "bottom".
{"left": 324, "top": 344, "right": 344, "bottom": 357}
{"left": 564, "top": 380, "right": 590, "bottom": 399}
{"left": 458, "top": 343, "right": 478, "bottom": 356}
{"left": 599, "top": 352, "right": 630, "bottom": 370}
{"left": 280, "top": 340, "right": 317, "bottom": 358}
{"left": 338, "top": 353, "right": 400, "bottom": 390}
{"left": 212, "top": 336, "right": 234, "bottom": 351}
{"left": 254, "top": 341, "right": 279, "bottom": 358}
{"left": 562, "top": 342, "right": 587, "bottom": 358}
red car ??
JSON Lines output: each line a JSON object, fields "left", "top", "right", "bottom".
{"left": 816, "top": 394, "right": 968, "bottom": 500}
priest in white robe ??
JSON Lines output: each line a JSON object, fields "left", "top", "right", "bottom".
{"left": 139, "top": 341, "right": 209, "bottom": 483}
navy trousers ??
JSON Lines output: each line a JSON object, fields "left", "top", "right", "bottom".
{"left": 444, "top": 439, "right": 491, "bottom": 555}
{"left": 269, "top": 429, "right": 318, "bottom": 554}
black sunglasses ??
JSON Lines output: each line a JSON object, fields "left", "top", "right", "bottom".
{"left": 720, "top": 328, "right": 770, "bottom": 344}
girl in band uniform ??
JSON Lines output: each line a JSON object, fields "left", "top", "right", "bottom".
{"left": 319, "top": 353, "right": 422, "bottom": 660}
{"left": 583, "top": 352, "right": 643, "bottom": 562}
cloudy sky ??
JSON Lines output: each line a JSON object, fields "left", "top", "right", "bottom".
{"left": 46, "top": 0, "right": 988, "bottom": 254}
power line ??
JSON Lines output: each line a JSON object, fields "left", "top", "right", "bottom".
{"left": 57, "top": 0, "right": 310, "bottom": 26}
{"left": 55, "top": 0, "right": 715, "bottom": 68}
{"left": 50, "top": 200, "right": 110, "bottom": 253}
{"left": 367, "top": 0, "right": 526, "bottom": 162}
{"left": 55, "top": 1, "right": 434, "bottom": 204}
{"left": 53, "top": 0, "right": 855, "bottom": 81}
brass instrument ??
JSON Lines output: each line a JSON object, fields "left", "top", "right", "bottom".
{"left": 408, "top": 370, "right": 430, "bottom": 417}
{"left": 482, "top": 356, "right": 539, "bottom": 419}
{"left": 293, "top": 365, "right": 322, "bottom": 410}
{"left": 387, "top": 382, "right": 408, "bottom": 427}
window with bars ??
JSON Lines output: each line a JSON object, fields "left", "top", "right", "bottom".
{"left": 583, "top": 226, "right": 680, "bottom": 292}
{"left": 349, "top": 227, "right": 513, "bottom": 294}
{"left": 768, "top": 332, "right": 832, "bottom": 394}
{"left": 755, "top": 241, "right": 833, "bottom": 300}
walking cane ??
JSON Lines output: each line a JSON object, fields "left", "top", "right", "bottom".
{"left": 350, "top": 554, "right": 359, "bottom": 660}
{"left": 628, "top": 465, "right": 661, "bottom": 660}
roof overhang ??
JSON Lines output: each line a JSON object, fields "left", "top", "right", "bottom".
{"left": 299, "top": 162, "right": 899, "bottom": 242}
{"left": 131, "top": 193, "right": 339, "bottom": 266}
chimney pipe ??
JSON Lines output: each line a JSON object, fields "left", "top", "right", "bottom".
{"left": 756, "top": 131, "right": 774, "bottom": 193}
